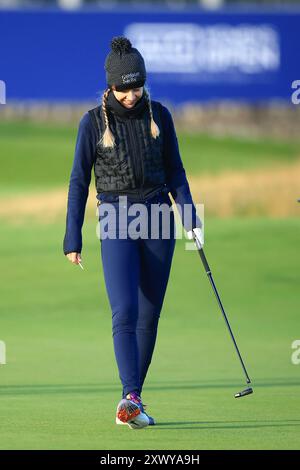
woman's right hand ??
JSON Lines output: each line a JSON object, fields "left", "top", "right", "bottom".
{"left": 66, "top": 252, "right": 82, "bottom": 265}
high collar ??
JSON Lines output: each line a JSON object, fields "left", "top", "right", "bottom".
{"left": 106, "top": 89, "right": 148, "bottom": 119}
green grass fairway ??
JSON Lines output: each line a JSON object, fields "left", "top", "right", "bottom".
{"left": 0, "top": 217, "right": 299, "bottom": 450}
{"left": 0, "top": 119, "right": 299, "bottom": 449}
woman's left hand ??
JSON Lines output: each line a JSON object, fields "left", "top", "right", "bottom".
{"left": 187, "top": 227, "right": 204, "bottom": 247}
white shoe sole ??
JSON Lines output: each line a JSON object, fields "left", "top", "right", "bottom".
{"left": 116, "top": 416, "right": 127, "bottom": 425}
{"left": 116, "top": 399, "right": 149, "bottom": 430}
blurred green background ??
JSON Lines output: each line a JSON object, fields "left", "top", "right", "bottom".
{"left": 0, "top": 119, "right": 299, "bottom": 450}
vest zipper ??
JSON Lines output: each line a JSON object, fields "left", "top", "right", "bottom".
{"left": 127, "top": 119, "right": 144, "bottom": 199}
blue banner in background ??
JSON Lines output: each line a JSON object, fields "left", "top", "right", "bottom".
{"left": 0, "top": 7, "right": 299, "bottom": 104}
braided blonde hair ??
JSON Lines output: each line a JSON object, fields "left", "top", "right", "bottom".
{"left": 99, "top": 88, "right": 114, "bottom": 148}
{"left": 99, "top": 85, "right": 160, "bottom": 148}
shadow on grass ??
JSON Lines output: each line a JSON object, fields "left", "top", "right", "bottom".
{"left": 0, "top": 377, "right": 299, "bottom": 396}
{"left": 155, "top": 419, "right": 300, "bottom": 430}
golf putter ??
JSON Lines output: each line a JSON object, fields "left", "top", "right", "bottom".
{"left": 191, "top": 231, "right": 253, "bottom": 398}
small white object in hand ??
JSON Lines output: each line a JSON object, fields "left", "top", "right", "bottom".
{"left": 78, "top": 262, "right": 84, "bottom": 270}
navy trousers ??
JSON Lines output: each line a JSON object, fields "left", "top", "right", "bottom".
{"left": 99, "top": 191, "right": 176, "bottom": 398}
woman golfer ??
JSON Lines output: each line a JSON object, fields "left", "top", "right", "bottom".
{"left": 63, "top": 36, "right": 203, "bottom": 429}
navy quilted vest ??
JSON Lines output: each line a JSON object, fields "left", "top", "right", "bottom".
{"left": 88, "top": 101, "right": 166, "bottom": 193}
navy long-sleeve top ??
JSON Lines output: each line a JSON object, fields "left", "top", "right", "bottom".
{"left": 63, "top": 100, "right": 201, "bottom": 255}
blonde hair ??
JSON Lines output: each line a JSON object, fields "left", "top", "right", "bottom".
{"left": 99, "top": 85, "right": 160, "bottom": 148}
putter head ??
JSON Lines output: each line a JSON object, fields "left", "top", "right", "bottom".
{"left": 235, "top": 387, "right": 253, "bottom": 398}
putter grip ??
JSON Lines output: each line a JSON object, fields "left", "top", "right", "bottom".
{"left": 198, "top": 248, "right": 211, "bottom": 275}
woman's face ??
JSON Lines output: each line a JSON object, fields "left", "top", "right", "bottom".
{"left": 112, "top": 86, "right": 144, "bottom": 109}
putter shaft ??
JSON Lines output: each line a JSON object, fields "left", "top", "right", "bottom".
{"left": 192, "top": 233, "right": 251, "bottom": 385}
